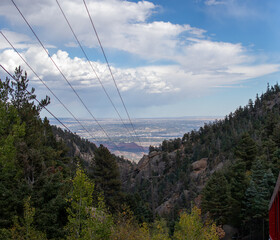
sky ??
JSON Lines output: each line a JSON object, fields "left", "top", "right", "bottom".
{"left": 0, "top": 0, "right": 280, "bottom": 120}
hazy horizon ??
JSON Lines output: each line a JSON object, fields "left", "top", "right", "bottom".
{"left": 50, "top": 116, "right": 218, "bottom": 161}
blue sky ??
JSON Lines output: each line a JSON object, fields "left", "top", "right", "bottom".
{"left": 0, "top": 0, "right": 280, "bottom": 120}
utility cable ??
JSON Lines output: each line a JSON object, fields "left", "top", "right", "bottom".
{"left": 10, "top": 0, "right": 119, "bottom": 149}
{"left": 83, "top": 0, "right": 145, "bottom": 152}
{"left": 0, "top": 31, "right": 98, "bottom": 143}
{"left": 56, "top": 0, "right": 142, "bottom": 151}
{"left": 0, "top": 64, "right": 72, "bottom": 133}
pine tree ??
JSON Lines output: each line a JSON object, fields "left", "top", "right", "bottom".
{"left": 92, "top": 145, "right": 122, "bottom": 212}
{"left": 243, "top": 159, "right": 275, "bottom": 237}
{"left": 0, "top": 74, "right": 26, "bottom": 232}
{"left": 227, "top": 159, "right": 248, "bottom": 227}
{"left": 0, "top": 68, "right": 70, "bottom": 238}
{"left": 201, "top": 171, "right": 231, "bottom": 225}
{"left": 235, "top": 133, "right": 257, "bottom": 170}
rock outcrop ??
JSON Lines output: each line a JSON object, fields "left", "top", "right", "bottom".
{"left": 128, "top": 150, "right": 214, "bottom": 217}
{"left": 191, "top": 158, "right": 207, "bottom": 172}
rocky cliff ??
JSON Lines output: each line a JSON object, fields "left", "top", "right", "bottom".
{"left": 124, "top": 83, "right": 280, "bottom": 221}
{"left": 123, "top": 146, "right": 215, "bottom": 218}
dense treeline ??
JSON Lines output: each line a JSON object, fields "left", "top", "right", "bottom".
{"left": 0, "top": 67, "right": 70, "bottom": 239}
{"left": 2, "top": 67, "right": 279, "bottom": 239}
{"left": 199, "top": 85, "right": 280, "bottom": 238}
{"left": 0, "top": 68, "right": 222, "bottom": 239}
{"left": 0, "top": 67, "right": 120, "bottom": 239}
{"left": 143, "top": 83, "right": 280, "bottom": 239}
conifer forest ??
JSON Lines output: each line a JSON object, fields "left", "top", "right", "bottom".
{"left": 0, "top": 66, "right": 279, "bottom": 239}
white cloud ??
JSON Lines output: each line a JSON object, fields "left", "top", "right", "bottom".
{"left": 0, "top": 0, "right": 279, "bottom": 116}
{"left": 205, "top": 0, "right": 225, "bottom": 6}
{"left": 225, "top": 64, "right": 280, "bottom": 79}
{"left": 0, "top": 30, "right": 33, "bottom": 50}
{"left": 177, "top": 39, "right": 251, "bottom": 72}
{"left": 0, "top": 0, "right": 259, "bottom": 71}
{"left": 203, "top": 0, "right": 261, "bottom": 19}
{"left": 0, "top": 47, "right": 179, "bottom": 93}
{"left": 1, "top": 47, "right": 278, "bottom": 96}
{"left": 0, "top": 0, "right": 205, "bottom": 59}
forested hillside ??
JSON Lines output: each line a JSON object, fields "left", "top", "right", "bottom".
{"left": 127, "top": 83, "right": 280, "bottom": 239}
{"left": 0, "top": 67, "right": 127, "bottom": 239}
{"left": 1, "top": 67, "right": 279, "bottom": 239}
{"left": 0, "top": 68, "right": 223, "bottom": 239}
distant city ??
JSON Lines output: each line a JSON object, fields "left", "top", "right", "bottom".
{"left": 50, "top": 117, "right": 221, "bottom": 161}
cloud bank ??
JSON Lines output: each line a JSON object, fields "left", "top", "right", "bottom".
{"left": 0, "top": 0, "right": 279, "bottom": 117}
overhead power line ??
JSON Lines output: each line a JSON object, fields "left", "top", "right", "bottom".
{"left": 0, "top": 31, "right": 98, "bottom": 143}
{"left": 56, "top": 0, "right": 142, "bottom": 151}
{"left": 83, "top": 0, "right": 145, "bottom": 152}
{"left": 0, "top": 64, "right": 72, "bottom": 133}
{"left": 10, "top": 0, "right": 120, "bottom": 149}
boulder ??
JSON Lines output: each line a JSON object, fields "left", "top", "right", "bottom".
{"left": 191, "top": 158, "right": 207, "bottom": 171}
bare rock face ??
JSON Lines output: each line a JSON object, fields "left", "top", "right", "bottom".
{"left": 189, "top": 158, "right": 209, "bottom": 192}
{"left": 190, "top": 158, "right": 208, "bottom": 182}
{"left": 55, "top": 134, "right": 94, "bottom": 163}
{"left": 137, "top": 155, "right": 149, "bottom": 171}
{"left": 73, "top": 142, "right": 94, "bottom": 163}
{"left": 129, "top": 152, "right": 219, "bottom": 218}
{"left": 191, "top": 158, "right": 208, "bottom": 172}
{"left": 135, "top": 151, "right": 167, "bottom": 180}
{"left": 149, "top": 151, "right": 160, "bottom": 158}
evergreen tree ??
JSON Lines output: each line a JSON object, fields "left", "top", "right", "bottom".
{"left": 0, "top": 89, "right": 26, "bottom": 232}
{"left": 226, "top": 159, "right": 248, "bottom": 227}
{"left": 244, "top": 159, "right": 275, "bottom": 220}
{"left": 92, "top": 145, "right": 122, "bottom": 212}
{"left": 0, "top": 67, "right": 70, "bottom": 238}
{"left": 243, "top": 159, "right": 275, "bottom": 237}
{"left": 201, "top": 171, "right": 231, "bottom": 225}
{"left": 235, "top": 133, "right": 257, "bottom": 170}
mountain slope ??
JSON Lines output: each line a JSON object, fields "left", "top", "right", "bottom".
{"left": 125, "top": 83, "right": 280, "bottom": 238}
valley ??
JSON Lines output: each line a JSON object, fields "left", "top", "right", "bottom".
{"left": 50, "top": 117, "right": 219, "bottom": 161}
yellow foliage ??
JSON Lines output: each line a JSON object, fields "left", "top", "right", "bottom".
{"left": 110, "top": 207, "right": 150, "bottom": 240}
{"left": 151, "top": 219, "right": 171, "bottom": 240}
{"left": 110, "top": 221, "right": 150, "bottom": 240}
{"left": 173, "top": 206, "right": 219, "bottom": 240}
{"left": 10, "top": 197, "right": 47, "bottom": 240}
